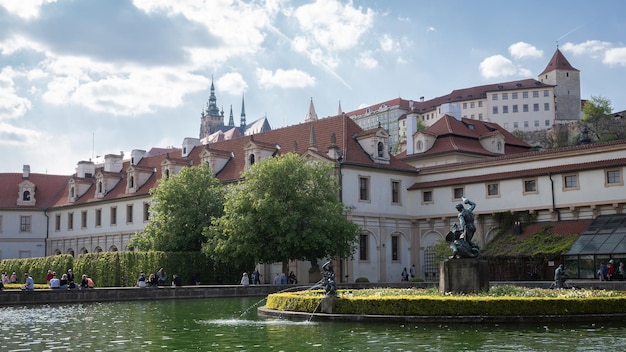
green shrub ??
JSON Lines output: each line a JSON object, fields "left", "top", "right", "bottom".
{"left": 355, "top": 277, "right": 369, "bottom": 283}
{"left": 409, "top": 277, "right": 424, "bottom": 282}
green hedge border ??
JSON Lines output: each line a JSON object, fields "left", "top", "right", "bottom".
{"left": 265, "top": 290, "right": 626, "bottom": 316}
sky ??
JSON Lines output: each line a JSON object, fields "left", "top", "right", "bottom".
{"left": 1, "top": 0, "right": 625, "bottom": 175}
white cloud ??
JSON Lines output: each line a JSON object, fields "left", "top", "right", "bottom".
{"left": 380, "top": 34, "right": 394, "bottom": 52}
{"left": 508, "top": 42, "right": 543, "bottom": 59}
{"left": 427, "top": 26, "right": 436, "bottom": 32}
{"left": 256, "top": 68, "right": 315, "bottom": 89}
{"left": 0, "top": 35, "right": 46, "bottom": 55}
{"left": 0, "top": 0, "right": 57, "bottom": 20}
{"left": 561, "top": 40, "right": 611, "bottom": 58}
{"left": 479, "top": 55, "right": 524, "bottom": 79}
{"left": 0, "top": 67, "right": 32, "bottom": 120}
{"left": 216, "top": 72, "right": 248, "bottom": 95}
{"left": 604, "top": 47, "right": 626, "bottom": 66}
{"left": 0, "top": 122, "right": 41, "bottom": 146}
{"left": 293, "top": 0, "right": 374, "bottom": 52}
{"left": 356, "top": 52, "right": 378, "bottom": 69}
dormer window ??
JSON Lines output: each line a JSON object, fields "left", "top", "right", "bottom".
{"left": 97, "top": 181, "right": 103, "bottom": 193}
{"left": 417, "top": 141, "right": 423, "bottom": 151}
{"left": 17, "top": 180, "right": 36, "bottom": 206}
{"left": 23, "top": 190, "right": 30, "bottom": 201}
{"left": 70, "top": 186, "right": 75, "bottom": 198}
{"left": 497, "top": 142, "right": 503, "bottom": 151}
{"left": 164, "top": 168, "right": 170, "bottom": 179}
{"left": 377, "top": 142, "right": 384, "bottom": 158}
{"left": 129, "top": 176, "right": 135, "bottom": 189}
{"left": 249, "top": 153, "right": 255, "bottom": 166}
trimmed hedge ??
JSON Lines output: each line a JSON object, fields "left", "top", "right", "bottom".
{"left": 265, "top": 288, "right": 626, "bottom": 316}
{"left": 0, "top": 251, "right": 244, "bottom": 287}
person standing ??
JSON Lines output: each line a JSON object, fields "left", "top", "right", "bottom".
{"left": 554, "top": 264, "right": 566, "bottom": 288}
{"left": 401, "top": 267, "right": 409, "bottom": 281}
{"left": 67, "top": 269, "right": 75, "bottom": 288}
{"left": 156, "top": 268, "right": 167, "bottom": 286}
{"left": 409, "top": 265, "right": 416, "bottom": 279}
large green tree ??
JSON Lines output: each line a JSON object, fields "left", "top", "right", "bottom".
{"left": 131, "top": 163, "right": 224, "bottom": 252}
{"left": 203, "top": 152, "right": 360, "bottom": 270}
{"left": 582, "top": 96, "right": 616, "bottom": 141}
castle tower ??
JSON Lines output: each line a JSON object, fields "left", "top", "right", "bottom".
{"left": 538, "top": 48, "right": 581, "bottom": 122}
{"left": 199, "top": 77, "right": 225, "bottom": 139}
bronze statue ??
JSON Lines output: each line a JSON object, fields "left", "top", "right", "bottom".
{"left": 322, "top": 260, "right": 337, "bottom": 296}
{"left": 446, "top": 198, "right": 480, "bottom": 258}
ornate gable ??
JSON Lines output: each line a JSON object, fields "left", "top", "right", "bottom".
{"left": 94, "top": 171, "right": 121, "bottom": 199}
{"left": 243, "top": 138, "right": 279, "bottom": 170}
{"left": 17, "top": 180, "right": 36, "bottom": 206}
{"left": 198, "top": 148, "right": 232, "bottom": 175}
{"left": 68, "top": 178, "right": 92, "bottom": 202}
{"left": 355, "top": 128, "right": 391, "bottom": 164}
{"left": 126, "top": 165, "right": 155, "bottom": 194}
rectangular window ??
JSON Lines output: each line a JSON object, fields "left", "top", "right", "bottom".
{"left": 534, "top": 120, "right": 539, "bottom": 127}
{"left": 453, "top": 187, "right": 464, "bottom": 200}
{"left": 502, "top": 106, "right": 509, "bottom": 114}
{"left": 492, "top": 94, "right": 498, "bottom": 101}
{"left": 514, "top": 122, "right": 519, "bottom": 129}
{"left": 470, "top": 102, "right": 475, "bottom": 108}
{"left": 487, "top": 183, "right": 500, "bottom": 197}
{"left": 81, "top": 210, "right": 87, "bottom": 229}
{"left": 524, "top": 179, "right": 538, "bottom": 194}
{"left": 545, "top": 120, "right": 550, "bottom": 126}
{"left": 359, "top": 176, "right": 370, "bottom": 201}
{"left": 478, "top": 101, "right": 483, "bottom": 108}
{"left": 359, "top": 234, "right": 369, "bottom": 261}
{"left": 523, "top": 104, "right": 529, "bottom": 112}
{"left": 55, "top": 214, "right": 61, "bottom": 231}
{"left": 68, "top": 213, "right": 74, "bottom": 230}
{"left": 532, "top": 91, "right": 539, "bottom": 98}
{"left": 502, "top": 93, "right": 508, "bottom": 100}
{"left": 512, "top": 105, "right": 518, "bottom": 113}
{"left": 492, "top": 106, "right": 498, "bottom": 114}
{"left": 564, "top": 174, "right": 579, "bottom": 190}
{"left": 503, "top": 122, "right": 509, "bottom": 128}
{"left": 20, "top": 216, "right": 31, "bottom": 232}
{"left": 143, "top": 203, "right": 150, "bottom": 221}
{"left": 606, "top": 170, "right": 622, "bottom": 186}
{"left": 522, "top": 91, "right": 529, "bottom": 99}
{"left": 391, "top": 180, "right": 400, "bottom": 204}
{"left": 126, "top": 204, "right": 134, "bottom": 224}
{"left": 95, "top": 209, "right": 102, "bottom": 227}
{"left": 544, "top": 102, "right": 550, "bottom": 111}
{"left": 533, "top": 103, "right": 539, "bottom": 111}
{"left": 524, "top": 121, "right": 529, "bottom": 128}
{"left": 462, "top": 102, "right": 467, "bottom": 109}
{"left": 110, "top": 207, "right": 117, "bottom": 226}
{"left": 391, "top": 235, "right": 399, "bottom": 261}
{"left": 422, "top": 190, "right": 433, "bottom": 203}
{"left": 512, "top": 92, "right": 518, "bottom": 99}
{"left": 543, "top": 90, "right": 550, "bottom": 97}
{"left": 478, "top": 113, "right": 483, "bottom": 120}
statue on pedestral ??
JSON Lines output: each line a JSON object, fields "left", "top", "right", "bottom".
{"left": 446, "top": 198, "right": 480, "bottom": 259}
{"left": 322, "top": 260, "right": 337, "bottom": 296}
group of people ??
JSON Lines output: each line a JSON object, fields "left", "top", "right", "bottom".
{"left": 401, "top": 265, "right": 416, "bottom": 282}
{"left": 240, "top": 269, "right": 262, "bottom": 285}
{"left": 598, "top": 260, "right": 625, "bottom": 281}
{"left": 137, "top": 268, "right": 182, "bottom": 287}
{"left": 6, "top": 269, "right": 95, "bottom": 291}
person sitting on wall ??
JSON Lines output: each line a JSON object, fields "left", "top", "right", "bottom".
{"left": 172, "top": 274, "right": 182, "bottom": 287}
{"left": 137, "top": 273, "right": 147, "bottom": 288}
{"left": 21, "top": 272, "right": 34, "bottom": 291}
{"left": 148, "top": 274, "right": 158, "bottom": 287}
{"left": 49, "top": 273, "right": 61, "bottom": 289}
{"left": 156, "top": 268, "right": 167, "bottom": 286}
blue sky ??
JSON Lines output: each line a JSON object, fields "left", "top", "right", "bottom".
{"left": 1, "top": 0, "right": 625, "bottom": 174}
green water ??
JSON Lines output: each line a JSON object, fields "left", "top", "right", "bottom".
{"left": 0, "top": 297, "right": 624, "bottom": 351}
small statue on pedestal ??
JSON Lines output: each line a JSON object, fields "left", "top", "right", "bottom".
{"left": 322, "top": 260, "right": 337, "bottom": 296}
{"left": 446, "top": 197, "right": 480, "bottom": 258}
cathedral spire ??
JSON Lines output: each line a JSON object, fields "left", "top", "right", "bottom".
{"left": 228, "top": 105, "right": 234, "bottom": 126}
{"left": 337, "top": 100, "right": 343, "bottom": 116}
{"left": 305, "top": 97, "right": 318, "bottom": 122}
{"left": 240, "top": 94, "right": 247, "bottom": 130}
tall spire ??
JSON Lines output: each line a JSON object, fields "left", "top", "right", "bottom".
{"left": 308, "top": 124, "right": 318, "bottom": 151}
{"left": 240, "top": 94, "right": 247, "bottom": 130}
{"left": 305, "top": 97, "right": 318, "bottom": 122}
{"left": 228, "top": 105, "right": 234, "bottom": 126}
{"left": 337, "top": 100, "right": 343, "bottom": 116}
{"left": 207, "top": 76, "right": 220, "bottom": 116}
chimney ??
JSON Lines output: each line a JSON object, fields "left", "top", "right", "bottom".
{"left": 22, "top": 165, "right": 30, "bottom": 179}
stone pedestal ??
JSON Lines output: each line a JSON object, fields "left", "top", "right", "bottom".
{"left": 439, "top": 258, "right": 489, "bottom": 294}
{"left": 319, "top": 296, "right": 335, "bottom": 313}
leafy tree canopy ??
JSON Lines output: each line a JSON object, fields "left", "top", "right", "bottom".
{"left": 203, "top": 152, "right": 360, "bottom": 267}
{"left": 131, "top": 163, "right": 224, "bottom": 252}
{"left": 582, "top": 96, "right": 619, "bottom": 142}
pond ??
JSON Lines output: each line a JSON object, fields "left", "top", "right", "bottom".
{"left": 0, "top": 297, "right": 624, "bottom": 351}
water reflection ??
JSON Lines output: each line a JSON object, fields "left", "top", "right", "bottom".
{"left": 0, "top": 298, "right": 625, "bottom": 351}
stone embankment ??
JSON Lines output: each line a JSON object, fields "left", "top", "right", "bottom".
{"left": 1, "top": 280, "right": 623, "bottom": 306}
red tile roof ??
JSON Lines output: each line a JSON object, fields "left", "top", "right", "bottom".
{"left": 539, "top": 48, "right": 579, "bottom": 76}
{"left": 345, "top": 97, "right": 411, "bottom": 117}
{"left": 0, "top": 173, "right": 71, "bottom": 209}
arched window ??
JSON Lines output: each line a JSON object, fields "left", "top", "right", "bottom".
{"left": 417, "top": 141, "right": 423, "bottom": 151}
{"left": 129, "top": 176, "right": 135, "bottom": 188}
{"left": 165, "top": 169, "right": 170, "bottom": 179}
{"left": 377, "top": 142, "right": 384, "bottom": 157}
{"left": 249, "top": 153, "right": 255, "bottom": 166}
{"left": 70, "top": 187, "right": 75, "bottom": 198}
{"left": 97, "top": 181, "right": 103, "bottom": 193}
{"left": 23, "top": 190, "right": 30, "bottom": 201}
{"left": 497, "top": 141, "right": 503, "bottom": 151}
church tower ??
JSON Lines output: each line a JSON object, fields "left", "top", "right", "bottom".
{"left": 199, "top": 77, "right": 225, "bottom": 140}
{"left": 538, "top": 48, "right": 581, "bottom": 121}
